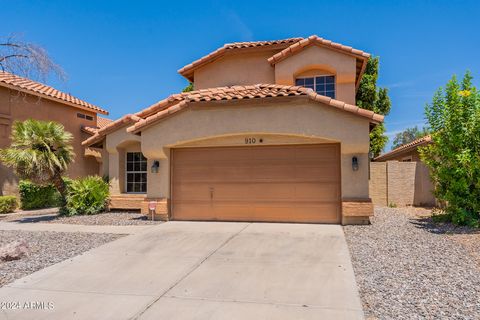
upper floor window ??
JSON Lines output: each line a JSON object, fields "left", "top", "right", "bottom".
{"left": 77, "top": 113, "right": 94, "bottom": 121}
{"left": 295, "top": 75, "right": 335, "bottom": 99}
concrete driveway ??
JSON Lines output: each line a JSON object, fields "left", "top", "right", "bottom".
{"left": 0, "top": 222, "right": 363, "bottom": 320}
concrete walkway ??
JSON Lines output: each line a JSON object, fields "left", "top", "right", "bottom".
{"left": 0, "top": 221, "right": 364, "bottom": 320}
{"left": 0, "top": 221, "right": 154, "bottom": 234}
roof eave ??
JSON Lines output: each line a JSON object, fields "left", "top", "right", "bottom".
{"left": 266, "top": 36, "right": 371, "bottom": 92}
{"left": 127, "top": 100, "right": 190, "bottom": 135}
{"left": 82, "top": 134, "right": 104, "bottom": 147}
{"left": 81, "top": 114, "right": 140, "bottom": 147}
{"left": 0, "top": 82, "right": 109, "bottom": 115}
{"left": 355, "top": 56, "right": 369, "bottom": 91}
{"left": 177, "top": 39, "right": 304, "bottom": 82}
{"left": 81, "top": 126, "right": 98, "bottom": 135}
{"left": 179, "top": 71, "right": 194, "bottom": 82}
{"left": 374, "top": 138, "right": 431, "bottom": 161}
{"left": 128, "top": 90, "right": 383, "bottom": 135}
{"left": 268, "top": 41, "right": 370, "bottom": 66}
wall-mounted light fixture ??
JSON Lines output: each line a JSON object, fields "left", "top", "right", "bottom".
{"left": 151, "top": 160, "right": 160, "bottom": 173}
{"left": 352, "top": 156, "right": 359, "bottom": 171}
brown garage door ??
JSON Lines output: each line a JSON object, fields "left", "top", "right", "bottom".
{"left": 171, "top": 144, "right": 341, "bottom": 223}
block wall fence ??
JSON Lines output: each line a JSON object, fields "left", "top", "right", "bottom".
{"left": 369, "top": 161, "right": 435, "bottom": 207}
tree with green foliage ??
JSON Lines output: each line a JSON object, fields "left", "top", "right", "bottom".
{"left": 392, "top": 126, "right": 430, "bottom": 149}
{"left": 182, "top": 82, "right": 194, "bottom": 92}
{"left": 419, "top": 72, "right": 480, "bottom": 227}
{"left": 0, "top": 119, "right": 74, "bottom": 204}
{"left": 356, "top": 57, "right": 392, "bottom": 157}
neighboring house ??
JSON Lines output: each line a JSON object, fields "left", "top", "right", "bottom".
{"left": 83, "top": 35, "right": 384, "bottom": 225}
{"left": 370, "top": 135, "right": 435, "bottom": 207}
{"left": 375, "top": 135, "right": 432, "bottom": 162}
{"left": 0, "top": 71, "right": 111, "bottom": 195}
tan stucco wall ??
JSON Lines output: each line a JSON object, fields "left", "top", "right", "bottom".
{"left": 175, "top": 134, "right": 335, "bottom": 147}
{"left": 193, "top": 50, "right": 277, "bottom": 89}
{"left": 414, "top": 162, "right": 435, "bottom": 206}
{"left": 0, "top": 86, "right": 100, "bottom": 195}
{"left": 369, "top": 162, "right": 387, "bottom": 205}
{"left": 386, "top": 161, "right": 417, "bottom": 207}
{"left": 393, "top": 149, "right": 436, "bottom": 206}
{"left": 274, "top": 46, "right": 357, "bottom": 105}
{"left": 193, "top": 46, "right": 358, "bottom": 106}
{"left": 99, "top": 147, "right": 109, "bottom": 177}
{"left": 108, "top": 152, "right": 121, "bottom": 195}
{"left": 369, "top": 161, "right": 435, "bottom": 207}
{"left": 105, "top": 125, "right": 142, "bottom": 195}
{"left": 138, "top": 98, "right": 371, "bottom": 201}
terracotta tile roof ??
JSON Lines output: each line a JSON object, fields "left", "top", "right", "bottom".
{"left": 81, "top": 116, "right": 114, "bottom": 135}
{"left": 128, "top": 84, "right": 383, "bottom": 134}
{"left": 224, "top": 38, "right": 304, "bottom": 49}
{"left": 267, "top": 35, "right": 370, "bottom": 88}
{"left": 82, "top": 84, "right": 384, "bottom": 147}
{"left": 178, "top": 37, "right": 303, "bottom": 81}
{"left": 82, "top": 114, "right": 141, "bottom": 146}
{"left": 374, "top": 135, "right": 432, "bottom": 161}
{"left": 83, "top": 84, "right": 384, "bottom": 146}
{"left": 97, "top": 116, "right": 113, "bottom": 128}
{"left": 268, "top": 35, "right": 370, "bottom": 64}
{"left": 81, "top": 126, "right": 98, "bottom": 135}
{"left": 0, "top": 71, "right": 108, "bottom": 115}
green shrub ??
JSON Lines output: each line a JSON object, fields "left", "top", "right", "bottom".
{"left": 431, "top": 209, "right": 452, "bottom": 223}
{"left": 420, "top": 72, "right": 480, "bottom": 227}
{"left": 0, "top": 196, "right": 17, "bottom": 214}
{"left": 19, "top": 180, "right": 62, "bottom": 210}
{"left": 61, "top": 176, "right": 109, "bottom": 216}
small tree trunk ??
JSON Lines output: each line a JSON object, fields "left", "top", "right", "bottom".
{"left": 52, "top": 172, "right": 67, "bottom": 206}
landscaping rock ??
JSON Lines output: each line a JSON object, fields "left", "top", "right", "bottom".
{"left": 2, "top": 211, "right": 162, "bottom": 226}
{"left": 0, "top": 240, "right": 28, "bottom": 261}
{"left": 0, "top": 230, "right": 123, "bottom": 287}
{"left": 344, "top": 207, "right": 480, "bottom": 320}
{"left": 46, "top": 212, "right": 163, "bottom": 225}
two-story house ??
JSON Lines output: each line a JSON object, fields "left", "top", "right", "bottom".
{"left": 0, "top": 71, "right": 111, "bottom": 195}
{"left": 82, "top": 35, "right": 384, "bottom": 224}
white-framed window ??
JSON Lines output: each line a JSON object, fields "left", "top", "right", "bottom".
{"left": 126, "top": 152, "right": 147, "bottom": 193}
{"left": 295, "top": 75, "right": 335, "bottom": 98}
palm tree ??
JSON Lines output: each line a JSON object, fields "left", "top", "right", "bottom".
{"left": 0, "top": 119, "right": 74, "bottom": 204}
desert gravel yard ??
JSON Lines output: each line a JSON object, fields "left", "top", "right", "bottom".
{"left": 0, "top": 230, "right": 124, "bottom": 287}
{"left": 344, "top": 207, "right": 480, "bottom": 320}
{"left": 2, "top": 211, "right": 162, "bottom": 226}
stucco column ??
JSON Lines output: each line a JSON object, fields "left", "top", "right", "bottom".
{"left": 99, "top": 148, "right": 109, "bottom": 177}
{"left": 341, "top": 152, "right": 369, "bottom": 199}
{"left": 141, "top": 149, "right": 170, "bottom": 220}
{"left": 147, "top": 150, "right": 170, "bottom": 199}
{"left": 108, "top": 151, "right": 121, "bottom": 195}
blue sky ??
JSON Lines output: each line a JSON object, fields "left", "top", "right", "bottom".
{"left": 2, "top": 0, "right": 479, "bottom": 150}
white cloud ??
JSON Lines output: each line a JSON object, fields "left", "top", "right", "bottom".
{"left": 227, "top": 11, "right": 254, "bottom": 41}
